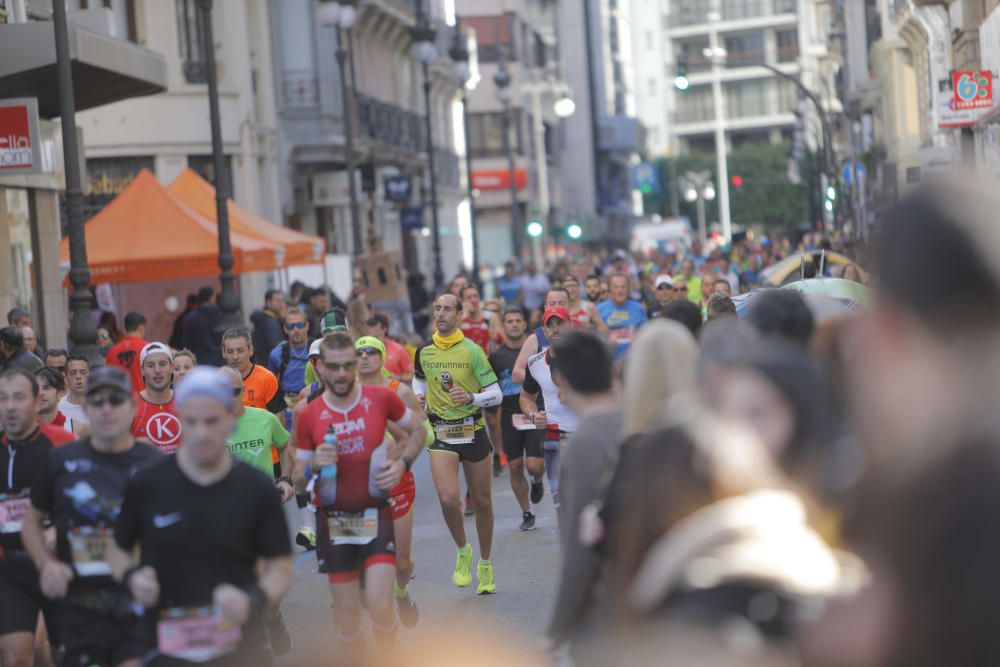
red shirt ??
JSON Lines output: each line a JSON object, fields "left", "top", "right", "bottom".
{"left": 131, "top": 393, "right": 182, "bottom": 453}
{"left": 39, "top": 423, "right": 75, "bottom": 447}
{"left": 106, "top": 336, "right": 147, "bottom": 392}
{"left": 460, "top": 315, "right": 492, "bottom": 353}
{"left": 296, "top": 385, "right": 406, "bottom": 511}
{"left": 383, "top": 338, "right": 413, "bottom": 378}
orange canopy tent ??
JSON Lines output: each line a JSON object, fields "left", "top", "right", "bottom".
{"left": 59, "top": 169, "right": 283, "bottom": 284}
{"left": 168, "top": 168, "right": 325, "bottom": 266}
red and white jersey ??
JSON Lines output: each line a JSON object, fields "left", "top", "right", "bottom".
{"left": 130, "top": 393, "right": 182, "bottom": 453}
{"left": 460, "top": 314, "right": 492, "bottom": 353}
{"left": 296, "top": 385, "right": 408, "bottom": 511}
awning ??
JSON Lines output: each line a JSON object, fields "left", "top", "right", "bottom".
{"left": 168, "top": 168, "right": 325, "bottom": 266}
{"left": 59, "top": 169, "right": 283, "bottom": 284}
{"left": 0, "top": 21, "right": 167, "bottom": 118}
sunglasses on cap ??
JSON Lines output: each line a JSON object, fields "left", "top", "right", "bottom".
{"left": 285, "top": 321, "right": 307, "bottom": 330}
{"left": 355, "top": 347, "right": 382, "bottom": 358}
{"left": 86, "top": 391, "right": 129, "bottom": 408}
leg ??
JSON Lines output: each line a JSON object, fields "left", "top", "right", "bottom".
{"left": 328, "top": 579, "right": 366, "bottom": 659}
{"left": 543, "top": 444, "right": 561, "bottom": 508}
{"left": 0, "top": 632, "right": 35, "bottom": 667}
{"left": 362, "top": 563, "right": 399, "bottom": 650}
{"left": 393, "top": 509, "right": 415, "bottom": 589}
{"left": 429, "top": 450, "right": 466, "bottom": 549}
{"left": 508, "top": 458, "right": 530, "bottom": 512}
{"left": 502, "top": 411, "right": 530, "bottom": 513}
{"left": 524, "top": 455, "right": 545, "bottom": 482}
{"left": 463, "top": 456, "right": 495, "bottom": 560}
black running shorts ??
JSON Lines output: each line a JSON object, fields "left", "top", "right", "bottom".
{"left": 428, "top": 427, "right": 492, "bottom": 463}
{"left": 0, "top": 556, "right": 51, "bottom": 637}
{"left": 500, "top": 410, "right": 543, "bottom": 461}
{"left": 316, "top": 505, "right": 396, "bottom": 583}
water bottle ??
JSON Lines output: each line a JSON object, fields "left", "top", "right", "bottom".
{"left": 317, "top": 425, "right": 338, "bottom": 507}
{"left": 367, "top": 441, "right": 390, "bottom": 501}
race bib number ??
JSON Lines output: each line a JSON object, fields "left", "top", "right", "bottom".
{"left": 0, "top": 494, "right": 30, "bottom": 534}
{"left": 434, "top": 416, "right": 475, "bottom": 444}
{"left": 69, "top": 526, "right": 113, "bottom": 577}
{"left": 609, "top": 327, "right": 635, "bottom": 344}
{"left": 157, "top": 607, "right": 241, "bottom": 663}
{"left": 327, "top": 508, "right": 378, "bottom": 545}
{"left": 511, "top": 414, "right": 537, "bottom": 431}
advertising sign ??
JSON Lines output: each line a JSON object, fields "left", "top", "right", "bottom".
{"left": 0, "top": 98, "right": 41, "bottom": 176}
{"left": 471, "top": 168, "right": 527, "bottom": 191}
{"left": 952, "top": 70, "right": 994, "bottom": 111}
{"left": 939, "top": 74, "right": 998, "bottom": 128}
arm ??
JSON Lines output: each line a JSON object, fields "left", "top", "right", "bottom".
{"left": 488, "top": 312, "right": 505, "bottom": 351}
{"left": 276, "top": 421, "right": 296, "bottom": 503}
{"left": 512, "top": 334, "right": 538, "bottom": 385}
{"left": 374, "top": 407, "right": 428, "bottom": 492}
{"left": 519, "top": 389, "right": 547, "bottom": 429}
{"left": 22, "top": 506, "right": 75, "bottom": 600}
{"left": 589, "top": 303, "right": 609, "bottom": 335}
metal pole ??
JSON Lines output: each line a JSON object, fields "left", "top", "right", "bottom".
{"left": 52, "top": 1, "right": 98, "bottom": 362}
{"left": 708, "top": 5, "right": 732, "bottom": 242}
{"left": 668, "top": 158, "right": 680, "bottom": 218}
{"left": 502, "top": 103, "right": 522, "bottom": 260}
{"left": 530, "top": 83, "right": 548, "bottom": 269}
{"left": 337, "top": 27, "right": 363, "bottom": 257}
{"left": 461, "top": 92, "right": 481, "bottom": 284}
{"left": 696, "top": 194, "right": 707, "bottom": 246}
{"left": 422, "top": 65, "right": 444, "bottom": 291}
{"left": 197, "top": 0, "right": 240, "bottom": 329}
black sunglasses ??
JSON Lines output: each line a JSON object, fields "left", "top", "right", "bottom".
{"left": 285, "top": 321, "right": 307, "bottom": 330}
{"left": 233, "top": 386, "right": 243, "bottom": 397}
{"left": 86, "top": 392, "right": 129, "bottom": 408}
{"left": 356, "top": 347, "right": 381, "bottom": 358}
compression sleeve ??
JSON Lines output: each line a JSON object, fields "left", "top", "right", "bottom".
{"left": 471, "top": 382, "right": 502, "bottom": 408}
{"left": 395, "top": 408, "right": 414, "bottom": 429}
{"left": 412, "top": 377, "right": 428, "bottom": 397}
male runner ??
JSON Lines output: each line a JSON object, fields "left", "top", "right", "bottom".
{"left": 596, "top": 273, "right": 647, "bottom": 361}
{"left": 512, "top": 287, "right": 571, "bottom": 384}
{"left": 561, "top": 276, "right": 608, "bottom": 335}
{"left": 109, "top": 367, "right": 294, "bottom": 667}
{"left": 294, "top": 333, "right": 426, "bottom": 657}
{"left": 413, "top": 294, "right": 502, "bottom": 594}
{"left": 222, "top": 328, "right": 279, "bottom": 410}
{"left": 35, "top": 366, "right": 90, "bottom": 438}
{"left": 23, "top": 367, "right": 161, "bottom": 667}
{"left": 105, "top": 312, "right": 148, "bottom": 392}
{"left": 131, "top": 342, "right": 183, "bottom": 453}
{"left": 519, "top": 307, "right": 580, "bottom": 510}
{"left": 459, "top": 284, "right": 502, "bottom": 354}
{"left": 365, "top": 314, "right": 414, "bottom": 383}
{"left": 583, "top": 275, "right": 603, "bottom": 304}
{"left": 354, "top": 335, "right": 432, "bottom": 627}
{"left": 488, "top": 308, "right": 545, "bottom": 531}
{"left": 267, "top": 309, "right": 312, "bottom": 401}
{"left": 0, "top": 369, "right": 75, "bottom": 667}
{"left": 59, "top": 355, "right": 91, "bottom": 423}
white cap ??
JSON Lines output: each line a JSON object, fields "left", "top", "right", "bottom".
{"left": 654, "top": 275, "right": 674, "bottom": 289}
{"left": 140, "top": 342, "right": 173, "bottom": 366}
{"left": 309, "top": 338, "right": 323, "bottom": 358}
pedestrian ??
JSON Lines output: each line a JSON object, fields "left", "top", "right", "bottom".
{"left": 44, "top": 348, "right": 69, "bottom": 374}
{"left": 59, "top": 355, "right": 92, "bottom": 424}
{"left": 131, "top": 342, "right": 183, "bottom": 453}
{"left": 7, "top": 307, "right": 31, "bottom": 329}
{"left": 108, "top": 366, "right": 294, "bottom": 666}
{"left": 304, "top": 287, "right": 331, "bottom": 339}
{"left": 596, "top": 274, "right": 647, "bottom": 361}
{"left": 251, "top": 289, "right": 288, "bottom": 366}
{"left": 519, "top": 263, "right": 551, "bottom": 321}
{"left": 99, "top": 311, "right": 123, "bottom": 345}
{"left": 267, "top": 308, "right": 312, "bottom": 405}
{"left": 181, "top": 286, "right": 224, "bottom": 367}
{"left": 172, "top": 349, "right": 197, "bottom": 386}
{"left": 169, "top": 293, "right": 198, "bottom": 350}
{"left": 366, "top": 313, "right": 414, "bottom": 383}
{"left": 105, "top": 311, "right": 148, "bottom": 392}
{"left": 0, "top": 326, "right": 42, "bottom": 373}
{"left": 97, "top": 327, "right": 114, "bottom": 358}
{"left": 495, "top": 262, "right": 522, "bottom": 306}
{"left": 34, "top": 366, "right": 89, "bottom": 438}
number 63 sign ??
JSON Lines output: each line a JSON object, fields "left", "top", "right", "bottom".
{"left": 952, "top": 71, "right": 994, "bottom": 111}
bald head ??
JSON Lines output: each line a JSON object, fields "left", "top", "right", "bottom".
{"left": 433, "top": 293, "right": 462, "bottom": 337}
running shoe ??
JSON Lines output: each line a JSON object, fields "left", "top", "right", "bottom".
{"left": 530, "top": 478, "right": 545, "bottom": 505}
{"left": 477, "top": 560, "right": 497, "bottom": 595}
{"left": 519, "top": 511, "right": 536, "bottom": 531}
{"left": 464, "top": 493, "right": 475, "bottom": 516}
{"left": 295, "top": 527, "right": 317, "bottom": 551}
{"left": 453, "top": 544, "right": 473, "bottom": 587}
{"left": 395, "top": 584, "right": 420, "bottom": 628}
{"left": 266, "top": 612, "right": 292, "bottom": 656}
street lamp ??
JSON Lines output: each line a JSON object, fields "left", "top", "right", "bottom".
{"left": 493, "top": 56, "right": 522, "bottom": 261}
{"left": 316, "top": 1, "right": 362, "bottom": 258}
{"left": 554, "top": 90, "right": 576, "bottom": 118}
{"left": 682, "top": 170, "right": 716, "bottom": 245}
{"left": 705, "top": 4, "right": 732, "bottom": 244}
{"left": 411, "top": 0, "right": 443, "bottom": 291}
{"left": 196, "top": 0, "right": 241, "bottom": 332}
{"left": 450, "top": 22, "right": 482, "bottom": 287}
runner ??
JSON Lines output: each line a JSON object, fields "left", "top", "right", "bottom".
{"left": 267, "top": 309, "right": 312, "bottom": 407}
{"left": 519, "top": 307, "right": 580, "bottom": 510}
{"left": 512, "top": 287, "right": 572, "bottom": 384}
{"left": 596, "top": 273, "right": 647, "bottom": 361}
{"left": 223, "top": 328, "right": 279, "bottom": 410}
{"left": 413, "top": 294, "right": 502, "bottom": 595}
{"left": 365, "top": 314, "right": 414, "bottom": 384}
{"left": 131, "top": 342, "right": 183, "bottom": 453}
{"left": 34, "top": 366, "right": 90, "bottom": 438}
{"left": 58, "top": 355, "right": 91, "bottom": 424}
{"left": 459, "top": 284, "right": 502, "bottom": 354}
{"left": 584, "top": 275, "right": 603, "bottom": 304}
{"left": 0, "top": 369, "right": 75, "bottom": 667}
{"left": 562, "top": 276, "right": 609, "bottom": 335}
{"left": 488, "top": 308, "right": 546, "bottom": 530}
{"left": 354, "top": 335, "right": 432, "bottom": 627}
{"left": 108, "top": 367, "right": 294, "bottom": 667}
{"left": 293, "top": 333, "right": 426, "bottom": 657}
{"left": 44, "top": 348, "right": 69, "bottom": 374}
{"left": 172, "top": 350, "right": 197, "bottom": 386}
{"left": 22, "top": 366, "right": 161, "bottom": 667}
{"left": 105, "top": 312, "right": 148, "bottom": 392}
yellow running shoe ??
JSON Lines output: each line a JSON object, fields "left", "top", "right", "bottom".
{"left": 477, "top": 560, "right": 496, "bottom": 595}
{"left": 453, "top": 544, "right": 473, "bottom": 587}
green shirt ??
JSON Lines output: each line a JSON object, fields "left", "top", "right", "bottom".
{"left": 226, "top": 406, "right": 290, "bottom": 476}
{"left": 415, "top": 338, "right": 497, "bottom": 424}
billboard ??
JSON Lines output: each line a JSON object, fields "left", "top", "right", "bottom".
{"left": 0, "top": 98, "right": 41, "bottom": 175}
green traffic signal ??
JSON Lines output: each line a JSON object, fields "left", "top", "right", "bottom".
{"left": 567, "top": 224, "right": 583, "bottom": 240}
{"left": 826, "top": 185, "right": 836, "bottom": 201}
{"left": 526, "top": 221, "right": 544, "bottom": 237}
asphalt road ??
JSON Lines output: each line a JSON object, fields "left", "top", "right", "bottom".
{"left": 277, "top": 455, "right": 561, "bottom": 665}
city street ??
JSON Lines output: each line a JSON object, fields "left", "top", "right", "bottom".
{"left": 278, "top": 456, "right": 561, "bottom": 663}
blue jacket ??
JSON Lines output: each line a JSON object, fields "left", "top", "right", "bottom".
{"left": 268, "top": 340, "right": 311, "bottom": 394}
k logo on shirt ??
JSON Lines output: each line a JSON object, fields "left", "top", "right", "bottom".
{"left": 146, "top": 412, "right": 181, "bottom": 447}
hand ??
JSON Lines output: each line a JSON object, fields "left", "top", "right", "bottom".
{"left": 314, "top": 442, "right": 338, "bottom": 468}
{"left": 213, "top": 584, "right": 251, "bottom": 626}
{"left": 39, "top": 560, "right": 74, "bottom": 599}
{"left": 448, "top": 385, "right": 471, "bottom": 406}
{"left": 532, "top": 411, "right": 548, "bottom": 429}
{"left": 374, "top": 459, "right": 405, "bottom": 492}
{"left": 416, "top": 394, "right": 426, "bottom": 410}
{"left": 128, "top": 566, "right": 160, "bottom": 608}
{"left": 277, "top": 480, "right": 294, "bottom": 503}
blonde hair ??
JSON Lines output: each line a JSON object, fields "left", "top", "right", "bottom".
{"left": 622, "top": 319, "right": 699, "bottom": 436}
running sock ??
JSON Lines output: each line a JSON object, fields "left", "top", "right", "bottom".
{"left": 394, "top": 580, "right": 409, "bottom": 598}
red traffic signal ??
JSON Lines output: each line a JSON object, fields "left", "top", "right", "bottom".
{"left": 731, "top": 175, "right": 743, "bottom": 188}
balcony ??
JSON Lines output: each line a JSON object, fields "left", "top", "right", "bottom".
{"left": 281, "top": 70, "right": 320, "bottom": 111}
{"left": 355, "top": 93, "right": 426, "bottom": 154}
{"left": 670, "top": 0, "right": 797, "bottom": 28}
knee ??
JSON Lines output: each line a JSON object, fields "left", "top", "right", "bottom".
{"left": 508, "top": 459, "right": 524, "bottom": 475}
{"left": 438, "top": 492, "right": 461, "bottom": 513}
{"left": 472, "top": 489, "right": 493, "bottom": 513}
{"left": 525, "top": 459, "right": 544, "bottom": 477}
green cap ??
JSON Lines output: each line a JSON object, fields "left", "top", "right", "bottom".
{"left": 354, "top": 336, "right": 386, "bottom": 358}
{"left": 322, "top": 310, "right": 348, "bottom": 334}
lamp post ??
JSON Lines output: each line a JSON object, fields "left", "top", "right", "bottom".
{"left": 705, "top": 3, "right": 732, "bottom": 243}
{"left": 316, "top": 1, "right": 362, "bottom": 257}
{"left": 681, "top": 170, "right": 716, "bottom": 245}
{"left": 411, "top": 2, "right": 443, "bottom": 291}
{"left": 493, "top": 57, "right": 522, "bottom": 262}
{"left": 450, "top": 23, "right": 481, "bottom": 286}
{"left": 196, "top": 0, "right": 241, "bottom": 331}
{"left": 52, "top": 1, "right": 98, "bottom": 361}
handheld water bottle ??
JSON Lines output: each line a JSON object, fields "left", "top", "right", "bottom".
{"left": 317, "top": 425, "right": 339, "bottom": 507}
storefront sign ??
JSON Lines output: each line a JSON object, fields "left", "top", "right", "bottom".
{"left": 384, "top": 176, "right": 412, "bottom": 203}
{"left": 471, "top": 168, "right": 527, "bottom": 191}
{"left": 952, "top": 71, "right": 994, "bottom": 111}
{"left": 938, "top": 75, "right": 998, "bottom": 128}
{"left": 0, "top": 98, "right": 41, "bottom": 175}
{"left": 400, "top": 207, "right": 423, "bottom": 230}
{"left": 311, "top": 170, "right": 361, "bottom": 206}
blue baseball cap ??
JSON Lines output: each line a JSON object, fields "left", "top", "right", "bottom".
{"left": 175, "top": 366, "right": 236, "bottom": 410}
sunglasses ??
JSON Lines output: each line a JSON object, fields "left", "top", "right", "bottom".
{"left": 355, "top": 347, "right": 381, "bottom": 358}
{"left": 86, "top": 392, "right": 128, "bottom": 408}
{"left": 656, "top": 284, "right": 671, "bottom": 290}
{"left": 673, "top": 286, "right": 687, "bottom": 292}
{"left": 322, "top": 361, "right": 357, "bottom": 372}
{"left": 285, "top": 321, "right": 307, "bottom": 330}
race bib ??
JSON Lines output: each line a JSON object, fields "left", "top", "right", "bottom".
{"left": 609, "top": 327, "right": 635, "bottom": 344}
{"left": 157, "top": 607, "right": 241, "bottom": 663}
{"left": 68, "top": 526, "right": 113, "bottom": 577}
{"left": 327, "top": 508, "right": 378, "bottom": 545}
{"left": 434, "top": 416, "right": 475, "bottom": 444}
{"left": 0, "top": 494, "right": 30, "bottom": 534}
{"left": 511, "top": 414, "right": 537, "bottom": 431}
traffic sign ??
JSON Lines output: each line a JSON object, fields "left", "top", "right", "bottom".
{"left": 842, "top": 161, "right": 866, "bottom": 186}
{"left": 632, "top": 162, "right": 659, "bottom": 194}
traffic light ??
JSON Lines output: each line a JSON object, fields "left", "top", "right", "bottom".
{"left": 674, "top": 73, "right": 690, "bottom": 91}
{"left": 824, "top": 182, "right": 837, "bottom": 212}
{"left": 526, "top": 221, "right": 544, "bottom": 237}
{"left": 731, "top": 175, "right": 743, "bottom": 189}
{"left": 567, "top": 223, "right": 583, "bottom": 240}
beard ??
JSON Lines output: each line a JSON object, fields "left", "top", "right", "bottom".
{"left": 332, "top": 376, "right": 355, "bottom": 397}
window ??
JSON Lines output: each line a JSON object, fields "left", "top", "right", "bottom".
{"left": 724, "top": 32, "right": 765, "bottom": 67}
{"left": 725, "top": 79, "right": 768, "bottom": 118}
{"left": 775, "top": 78, "right": 799, "bottom": 113}
{"left": 675, "top": 86, "right": 715, "bottom": 124}
{"left": 776, "top": 29, "right": 799, "bottom": 63}
{"left": 465, "top": 15, "right": 513, "bottom": 64}
{"left": 176, "top": 0, "right": 207, "bottom": 83}
{"left": 467, "top": 111, "right": 522, "bottom": 157}
{"left": 676, "top": 38, "right": 710, "bottom": 72}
